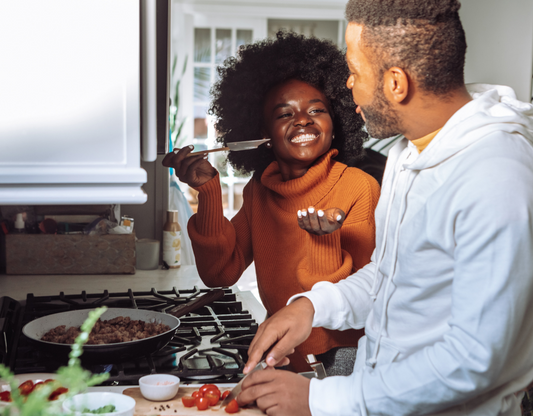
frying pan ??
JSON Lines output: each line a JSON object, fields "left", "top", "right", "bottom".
{"left": 22, "top": 289, "right": 225, "bottom": 363}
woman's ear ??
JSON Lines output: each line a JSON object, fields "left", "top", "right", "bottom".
{"left": 260, "top": 128, "right": 273, "bottom": 147}
{"left": 384, "top": 66, "right": 409, "bottom": 104}
{"left": 260, "top": 127, "right": 269, "bottom": 139}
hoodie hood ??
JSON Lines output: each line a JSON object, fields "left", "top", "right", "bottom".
{"left": 407, "top": 83, "right": 533, "bottom": 171}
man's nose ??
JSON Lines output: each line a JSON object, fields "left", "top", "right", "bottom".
{"left": 346, "top": 75, "right": 354, "bottom": 90}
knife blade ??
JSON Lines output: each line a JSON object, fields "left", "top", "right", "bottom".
{"left": 218, "top": 360, "right": 267, "bottom": 409}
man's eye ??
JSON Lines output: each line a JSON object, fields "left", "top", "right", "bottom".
{"left": 310, "top": 109, "right": 327, "bottom": 114}
{"left": 277, "top": 113, "right": 292, "bottom": 118}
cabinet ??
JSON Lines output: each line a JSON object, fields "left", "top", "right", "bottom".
{"left": 0, "top": 0, "right": 147, "bottom": 205}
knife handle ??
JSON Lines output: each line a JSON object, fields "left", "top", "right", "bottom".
{"left": 186, "top": 147, "right": 230, "bottom": 157}
{"left": 167, "top": 289, "right": 225, "bottom": 318}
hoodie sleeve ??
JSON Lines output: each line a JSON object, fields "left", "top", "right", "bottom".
{"left": 187, "top": 172, "right": 253, "bottom": 287}
{"left": 305, "top": 134, "right": 533, "bottom": 416}
{"left": 289, "top": 253, "right": 377, "bottom": 330}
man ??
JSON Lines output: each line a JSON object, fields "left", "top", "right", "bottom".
{"left": 236, "top": 0, "right": 533, "bottom": 415}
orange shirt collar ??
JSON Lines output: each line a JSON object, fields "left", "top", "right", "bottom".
{"left": 411, "top": 128, "right": 442, "bottom": 153}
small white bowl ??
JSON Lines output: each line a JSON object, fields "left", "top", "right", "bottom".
{"left": 139, "top": 374, "right": 180, "bottom": 401}
{"left": 62, "top": 392, "right": 136, "bottom": 416}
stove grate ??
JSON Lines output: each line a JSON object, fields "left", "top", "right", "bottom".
{"left": 0, "top": 287, "right": 257, "bottom": 385}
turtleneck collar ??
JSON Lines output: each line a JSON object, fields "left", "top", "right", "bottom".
{"left": 260, "top": 149, "right": 346, "bottom": 212}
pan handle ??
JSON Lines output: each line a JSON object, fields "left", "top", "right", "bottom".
{"left": 167, "top": 289, "right": 225, "bottom": 318}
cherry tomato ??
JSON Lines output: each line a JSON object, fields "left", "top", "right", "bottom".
{"left": 205, "top": 392, "right": 219, "bottom": 406}
{"left": 195, "top": 396, "right": 209, "bottom": 411}
{"left": 44, "top": 379, "right": 54, "bottom": 383}
{"left": 204, "top": 387, "right": 220, "bottom": 398}
{"left": 225, "top": 399, "right": 239, "bottom": 414}
{"left": 32, "top": 382, "right": 44, "bottom": 391}
{"left": 192, "top": 390, "right": 203, "bottom": 398}
{"left": 221, "top": 390, "right": 231, "bottom": 400}
{"left": 49, "top": 387, "right": 68, "bottom": 401}
{"left": 181, "top": 395, "right": 196, "bottom": 407}
{"left": 199, "top": 384, "right": 219, "bottom": 395}
{"left": 18, "top": 380, "right": 34, "bottom": 396}
{"left": 0, "top": 391, "right": 12, "bottom": 402}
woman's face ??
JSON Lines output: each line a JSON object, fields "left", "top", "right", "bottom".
{"left": 262, "top": 79, "right": 334, "bottom": 178}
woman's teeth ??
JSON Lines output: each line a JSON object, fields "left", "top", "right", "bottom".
{"left": 291, "top": 134, "right": 318, "bottom": 143}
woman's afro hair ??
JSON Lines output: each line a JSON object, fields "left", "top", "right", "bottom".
{"left": 208, "top": 31, "right": 367, "bottom": 176}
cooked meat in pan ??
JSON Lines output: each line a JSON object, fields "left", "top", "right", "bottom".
{"left": 40, "top": 316, "right": 171, "bottom": 344}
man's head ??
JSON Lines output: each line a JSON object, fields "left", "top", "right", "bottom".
{"left": 345, "top": 0, "right": 466, "bottom": 96}
{"left": 344, "top": 0, "right": 468, "bottom": 139}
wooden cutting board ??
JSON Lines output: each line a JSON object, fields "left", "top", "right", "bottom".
{"left": 123, "top": 387, "right": 264, "bottom": 416}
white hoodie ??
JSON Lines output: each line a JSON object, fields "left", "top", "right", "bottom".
{"left": 296, "top": 85, "right": 533, "bottom": 415}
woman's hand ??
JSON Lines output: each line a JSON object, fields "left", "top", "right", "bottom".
{"left": 297, "top": 206, "right": 345, "bottom": 236}
{"left": 162, "top": 146, "right": 217, "bottom": 188}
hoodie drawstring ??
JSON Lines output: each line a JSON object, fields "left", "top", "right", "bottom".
{"left": 367, "top": 166, "right": 412, "bottom": 367}
{"left": 367, "top": 169, "right": 402, "bottom": 301}
{"left": 358, "top": 146, "right": 416, "bottom": 416}
{"left": 366, "top": 148, "right": 415, "bottom": 368}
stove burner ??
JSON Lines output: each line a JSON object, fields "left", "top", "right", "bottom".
{"left": 0, "top": 287, "right": 258, "bottom": 385}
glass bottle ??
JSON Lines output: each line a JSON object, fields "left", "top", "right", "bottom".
{"left": 162, "top": 210, "right": 181, "bottom": 268}
{"left": 14, "top": 213, "right": 25, "bottom": 233}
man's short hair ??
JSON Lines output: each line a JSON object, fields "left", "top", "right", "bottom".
{"left": 345, "top": 0, "right": 466, "bottom": 96}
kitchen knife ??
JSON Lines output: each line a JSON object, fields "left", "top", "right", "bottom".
{"left": 167, "top": 289, "right": 225, "bottom": 318}
{"left": 218, "top": 360, "right": 267, "bottom": 409}
{"left": 186, "top": 138, "right": 271, "bottom": 156}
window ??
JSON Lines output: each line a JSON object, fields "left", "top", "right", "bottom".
{"left": 193, "top": 27, "right": 253, "bottom": 147}
{"left": 267, "top": 19, "right": 343, "bottom": 46}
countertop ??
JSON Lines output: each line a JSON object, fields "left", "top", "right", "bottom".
{"left": 0, "top": 266, "right": 269, "bottom": 411}
{"left": 0, "top": 265, "right": 267, "bottom": 323}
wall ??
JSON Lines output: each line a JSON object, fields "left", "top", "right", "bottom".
{"left": 460, "top": 0, "right": 533, "bottom": 102}
{"left": 121, "top": 156, "right": 168, "bottom": 241}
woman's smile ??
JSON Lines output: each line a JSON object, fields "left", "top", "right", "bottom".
{"left": 289, "top": 132, "right": 320, "bottom": 144}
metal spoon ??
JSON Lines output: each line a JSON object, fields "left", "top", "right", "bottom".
{"left": 184, "top": 138, "right": 271, "bottom": 156}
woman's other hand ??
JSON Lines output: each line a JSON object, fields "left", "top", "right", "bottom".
{"left": 297, "top": 206, "right": 345, "bottom": 236}
{"left": 162, "top": 146, "right": 217, "bottom": 188}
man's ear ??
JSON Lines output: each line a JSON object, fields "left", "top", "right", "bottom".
{"left": 384, "top": 67, "right": 409, "bottom": 104}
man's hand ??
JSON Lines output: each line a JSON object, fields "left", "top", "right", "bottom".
{"left": 161, "top": 145, "right": 217, "bottom": 188}
{"left": 244, "top": 298, "right": 315, "bottom": 373}
{"left": 297, "top": 206, "right": 345, "bottom": 236}
{"left": 237, "top": 367, "right": 311, "bottom": 416}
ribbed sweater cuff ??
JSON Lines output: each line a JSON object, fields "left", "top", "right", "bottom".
{"left": 194, "top": 173, "right": 225, "bottom": 236}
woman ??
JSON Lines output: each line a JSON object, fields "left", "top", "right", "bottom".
{"left": 163, "top": 32, "right": 380, "bottom": 376}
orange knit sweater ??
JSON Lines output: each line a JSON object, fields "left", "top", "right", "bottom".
{"left": 188, "top": 149, "right": 380, "bottom": 356}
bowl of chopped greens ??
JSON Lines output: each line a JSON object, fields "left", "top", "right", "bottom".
{"left": 62, "top": 392, "right": 135, "bottom": 416}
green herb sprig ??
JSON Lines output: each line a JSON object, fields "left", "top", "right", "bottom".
{"left": 0, "top": 306, "right": 110, "bottom": 416}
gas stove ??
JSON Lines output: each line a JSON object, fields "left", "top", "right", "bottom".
{"left": 0, "top": 287, "right": 258, "bottom": 385}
